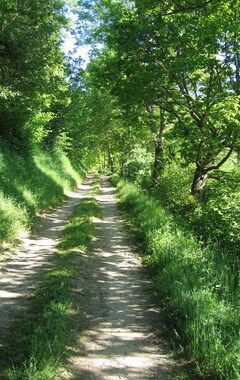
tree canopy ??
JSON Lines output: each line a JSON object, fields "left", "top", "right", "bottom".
{"left": 74, "top": 0, "right": 240, "bottom": 200}
{"left": 0, "top": 0, "right": 69, "bottom": 150}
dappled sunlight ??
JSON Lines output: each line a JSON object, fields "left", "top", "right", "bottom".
{"left": 1, "top": 175, "right": 181, "bottom": 379}
{"left": 0, "top": 290, "right": 23, "bottom": 298}
{"left": 78, "top": 184, "right": 92, "bottom": 192}
{"left": 63, "top": 175, "right": 177, "bottom": 379}
{"left": 0, "top": 181, "right": 90, "bottom": 343}
{"left": 100, "top": 186, "right": 116, "bottom": 194}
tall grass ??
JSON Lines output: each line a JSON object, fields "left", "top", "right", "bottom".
{"left": 0, "top": 141, "right": 87, "bottom": 244}
{"left": 1, "top": 193, "right": 101, "bottom": 379}
{"left": 116, "top": 180, "right": 240, "bottom": 379}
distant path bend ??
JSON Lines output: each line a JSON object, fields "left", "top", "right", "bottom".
{"left": 60, "top": 175, "right": 183, "bottom": 380}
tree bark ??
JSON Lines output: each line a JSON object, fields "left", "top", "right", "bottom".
{"left": 108, "top": 147, "right": 114, "bottom": 173}
{"left": 191, "top": 165, "right": 208, "bottom": 202}
{"left": 152, "top": 107, "right": 165, "bottom": 185}
{"left": 121, "top": 152, "right": 125, "bottom": 176}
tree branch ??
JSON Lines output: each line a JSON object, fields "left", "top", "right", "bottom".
{"left": 208, "top": 174, "right": 240, "bottom": 183}
{"left": 174, "top": 74, "right": 203, "bottom": 125}
{"left": 162, "top": 0, "right": 214, "bottom": 16}
{"left": 207, "top": 146, "right": 234, "bottom": 172}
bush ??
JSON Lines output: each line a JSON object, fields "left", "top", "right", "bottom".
{"left": 153, "top": 160, "right": 195, "bottom": 212}
{"left": 192, "top": 181, "right": 240, "bottom": 254}
{"left": 125, "top": 145, "right": 153, "bottom": 189}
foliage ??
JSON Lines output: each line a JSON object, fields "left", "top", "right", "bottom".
{"left": 151, "top": 155, "right": 240, "bottom": 271}
{"left": 76, "top": 0, "right": 240, "bottom": 200}
{"left": 0, "top": 0, "right": 70, "bottom": 150}
{"left": 190, "top": 178, "right": 240, "bottom": 261}
{"left": 153, "top": 159, "right": 196, "bottom": 212}
{"left": 125, "top": 145, "right": 153, "bottom": 188}
{"left": 59, "top": 78, "right": 151, "bottom": 171}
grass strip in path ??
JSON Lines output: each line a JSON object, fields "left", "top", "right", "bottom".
{"left": 1, "top": 179, "right": 101, "bottom": 380}
{"left": 58, "top": 174, "right": 192, "bottom": 380}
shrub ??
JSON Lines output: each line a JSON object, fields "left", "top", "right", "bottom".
{"left": 153, "top": 160, "right": 195, "bottom": 212}
{"left": 125, "top": 145, "right": 153, "bottom": 189}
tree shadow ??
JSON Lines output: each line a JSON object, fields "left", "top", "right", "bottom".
{"left": 0, "top": 185, "right": 86, "bottom": 352}
{"left": 61, "top": 179, "right": 187, "bottom": 379}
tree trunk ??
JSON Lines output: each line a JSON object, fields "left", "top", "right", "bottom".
{"left": 103, "top": 153, "right": 106, "bottom": 171}
{"left": 121, "top": 152, "right": 125, "bottom": 176}
{"left": 108, "top": 147, "right": 114, "bottom": 173}
{"left": 152, "top": 107, "right": 165, "bottom": 185}
{"left": 152, "top": 136, "right": 164, "bottom": 184}
{"left": 191, "top": 165, "right": 208, "bottom": 202}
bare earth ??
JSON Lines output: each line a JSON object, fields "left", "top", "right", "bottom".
{"left": 59, "top": 176, "right": 184, "bottom": 380}
{"left": 0, "top": 175, "right": 187, "bottom": 379}
{"left": 0, "top": 185, "right": 87, "bottom": 345}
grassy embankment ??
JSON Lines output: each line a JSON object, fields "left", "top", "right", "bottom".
{"left": 1, "top": 172, "right": 101, "bottom": 379}
{"left": 113, "top": 178, "right": 240, "bottom": 380}
{"left": 0, "top": 140, "right": 87, "bottom": 246}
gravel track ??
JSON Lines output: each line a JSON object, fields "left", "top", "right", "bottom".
{"left": 0, "top": 183, "right": 90, "bottom": 359}
{"left": 0, "top": 175, "right": 188, "bottom": 380}
{"left": 60, "top": 176, "right": 183, "bottom": 380}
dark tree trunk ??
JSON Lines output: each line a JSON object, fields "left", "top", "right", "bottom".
{"left": 108, "top": 147, "right": 114, "bottom": 173}
{"left": 152, "top": 107, "right": 165, "bottom": 185}
{"left": 121, "top": 152, "right": 125, "bottom": 176}
{"left": 191, "top": 165, "right": 208, "bottom": 202}
{"left": 103, "top": 153, "right": 106, "bottom": 171}
{"left": 152, "top": 135, "right": 164, "bottom": 184}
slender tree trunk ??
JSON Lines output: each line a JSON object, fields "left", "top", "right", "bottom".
{"left": 152, "top": 107, "right": 165, "bottom": 184}
{"left": 108, "top": 147, "right": 114, "bottom": 173}
{"left": 233, "top": 262, "right": 239, "bottom": 292}
{"left": 103, "top": 153, "right": 106, "bottom": 171}
{"left": 121, "top": 152, "right": 125, "bottom": 176}
{"left": 191, "top": 165, "right": 208, "bottom": 202}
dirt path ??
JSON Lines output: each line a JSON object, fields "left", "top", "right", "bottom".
{"left": 0, "top": 175, "right": 189, "bottom": 380}
{"left": 60, "top": 176, "right": 184, "bottom": 380}
{"left": 0, "top": 181, "right": 91, "bottom": 346}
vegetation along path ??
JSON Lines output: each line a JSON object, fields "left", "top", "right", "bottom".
{"left": 60, "top": 175, "right": 186, "bottom": 380}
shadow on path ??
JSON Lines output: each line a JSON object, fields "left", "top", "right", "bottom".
{"left": 0, "top": 177, "right": 93, "bottom": 347}
{"left": 61, "top": 176, "right": 183, "bottom": 380}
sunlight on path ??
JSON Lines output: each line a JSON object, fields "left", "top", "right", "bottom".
{"left": 0, "top": 182, "right": 91, "bottom": 344}
{"left": 61, "top": 176, "right": 179, "bottom": 380}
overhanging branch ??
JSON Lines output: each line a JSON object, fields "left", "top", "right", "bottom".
{"left": 162, "top": 0, "right": 214, "bottom": 16}
{"left": 207, "top": 147, "right": 234, "bottom": 172}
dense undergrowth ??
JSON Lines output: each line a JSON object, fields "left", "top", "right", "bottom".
{"left": 0, "top": 140, "right": 87, "bottom": 245}
{"left": 1, "top": 179, "right": 101, "bottom": 379}
{"left": 113, "top": 176, "right": 240, "bottom": 380}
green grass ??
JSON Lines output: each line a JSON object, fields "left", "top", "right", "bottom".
{"left": 115, "top": 179, "right": 240, "bottom": 380}
{"left": 87, "top": 173, "right": 102, "bottom": 195}
{"left": 1, "top": 191, "right": 101, "bottom": 379}
{"left": 0, "top": 140, "right": 87, "bottom": 245}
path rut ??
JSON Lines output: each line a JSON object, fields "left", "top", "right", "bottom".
{"left": 0, "top": 183, "right": 88, "bottom": 347}
{"left": 0, "top": 175, "right": 188, "bottom": 380}
{"left": 60, "top": 176, "right": 183, "bottom": 380}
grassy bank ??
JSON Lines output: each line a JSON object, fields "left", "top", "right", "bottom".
{"left": 0, "top": 140, "right": 87, "bottom": 245}
{"left": 115, "top": 179, "right": 240, "bottom": 380}
{"left": 1, "top": 187, "right": 101, "bottom": 379}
